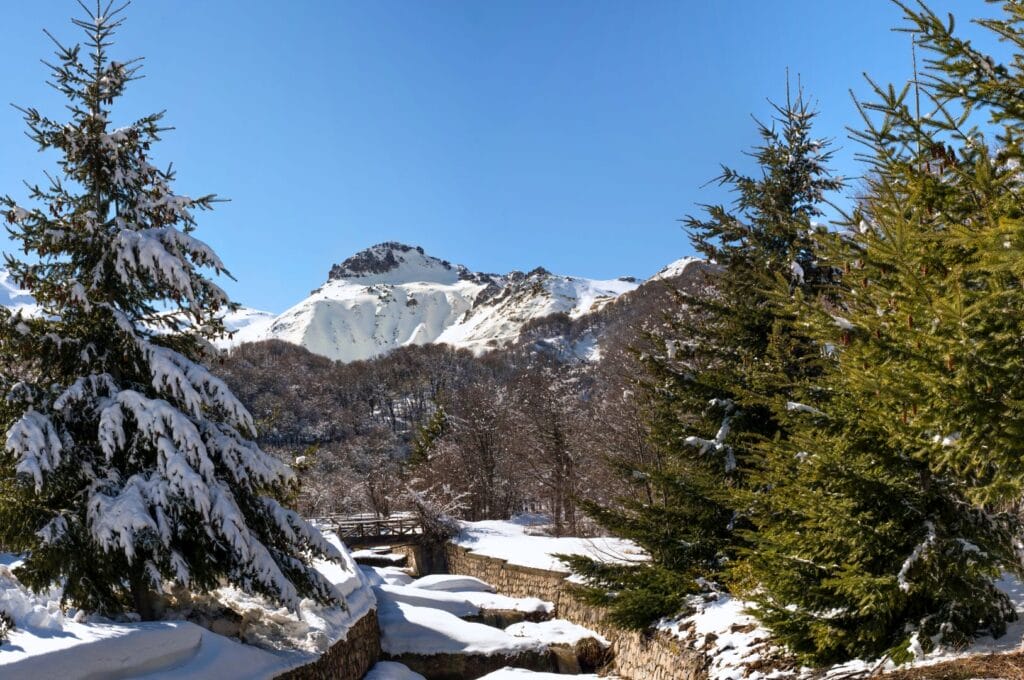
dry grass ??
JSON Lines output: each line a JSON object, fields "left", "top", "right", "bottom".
{"left": 882, "top": 651, "right": 1024, "bottom": 680}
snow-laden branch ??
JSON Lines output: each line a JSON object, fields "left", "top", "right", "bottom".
{"left": 897, "top": 520, "right": 936, "bottom": 592}
{"left": 786, "top": 401, "right": 823, "bottom": 416}
{"left": 684, "top": 398, "right": 737, "bottom": 472}
{"left": 7, "top": 410, "right": 64, "bottom": 491}
{"left": 111, "top": 226, "right": 226, "bottom": 307}
{"left": 143, "top": 344, "right": 255, "bottom": 435}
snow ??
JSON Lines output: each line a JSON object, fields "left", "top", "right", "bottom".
{"left": 505, "top": 619, "right": 609, "bottom": 647}
{"left": 213, "top": 307, "right": 276, "bottom": 348}
{"left": 897, "top": 521, "right": 937, "bottom": 593}
{"left": 656, "top": 572, "right": 1024, "bottom": 680}
{"left": 131, "top": 627, "right": 290, "bottom": 680}
{"left": 211, "top": 243, "right": 639, "bottom": 362}
{"left": 790, "top": 260, "right": 805, "bottom": 284}
{"left": 453, "top": 516, "right": 644, "bottom": 574}
{"left": 0, "top": 529, "right": 376, "bottom": 679}
{"left": 0, "top": 271, "right": 40, "bottom": 317}
{"left": 409, "top": 574, "right": 496, "bottom": 593}
{"left": 477, "top": 670, "right": 605, "bottom": 679}
{"left": 375, "top": 584, "right": 481, "bottom": 618}
{"left": 785, "top": 401, "right": 823, "bottom": 415}
{"left": 658, "top": 592, "right": 776, "bottom": 680}
{"left": 352, "top": 549, "right": 407, "bottom": 564}
{"left": 651, "top": 256, "right": 702, "bottom": 281}
{"left": 459, "top": 591, "right": 553, "bottom": 615}
{"left": 0, "top": 559, "right": 291, "bottom": 680}
{"left": 360, "top": 565, "right": 416, "bottom": 587}
{"left": 683, "top": 400, "right": 737, "bottom": 472}
{"left": 364, "top": 660, "right": 428, "bottom": 679}
{"left": 831, "top": 314, "right": 854, "bottom": 330}
{"left": 375, "top": 595, "right": 547, "bottom": 656}
{"left": 435, "top": 272, "right": 637, "bottom": 355}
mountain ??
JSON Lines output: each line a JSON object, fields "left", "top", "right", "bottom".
{"left": 511, "top": 256, "right": 713, "bottom": 363}
{"left": 224, "top": 242, "right": 640, "bottom": 362}
{"left": 0, "top": 243, "right": 699, "bottom": 364}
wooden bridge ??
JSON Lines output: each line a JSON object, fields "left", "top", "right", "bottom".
{"left": 314, "top": 513, "right": 424, "bottom": 547}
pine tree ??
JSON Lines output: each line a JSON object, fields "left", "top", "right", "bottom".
{"left": 408, "top": 404, "right": 448, "bottom": 467}
{"left": 743, "top": 3, "right": 1024, "bottom": 663}
{"left": 564, "top": 87, "right": 841, "bottom": 628}
{"left": 0, "top": 3, "right": 343, "bottom": 619}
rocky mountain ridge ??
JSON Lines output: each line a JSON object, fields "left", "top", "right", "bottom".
{"left": 0, "top": 242, "right": 702, "bottom": 364}
{"left": 223, "top": 242, "right": 650, "bottom": 362}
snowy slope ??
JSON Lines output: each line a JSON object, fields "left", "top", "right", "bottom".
{"left": 650, "top": 256, "right": 702, "bottom": 281}
{"left": 213, "top": 307, "right": 277, "bottom": 348}
{"left": 227, "top": 242, "right": 642, "bottom": 362}
{"left": 0, "top": 271, "right": 40, "bottom": 317}
{"left": 0, "top": 242, "right": 694, "bottom": 363}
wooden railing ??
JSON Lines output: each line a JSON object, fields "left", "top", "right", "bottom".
{"left": 312, "top": 513, "right": 423, "bottom": 544}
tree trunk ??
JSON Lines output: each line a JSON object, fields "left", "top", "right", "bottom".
{"left": 130, "top": 567, "right": 163, "bottom": 621}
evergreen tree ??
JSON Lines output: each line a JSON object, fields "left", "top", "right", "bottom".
{"left": 408, "top": 404, "right": 448, "bottom": 467}
{"left": 0, "top": 3, "right": 343, "bottom": 619}
{"left": 564, "top": 87, "right": 841, "bottom": 628}
{"left": 744, "top": 2, "right": 1024, "bottom": 663}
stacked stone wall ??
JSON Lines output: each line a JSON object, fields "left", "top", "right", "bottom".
{"left": 274, "top": 609, "right": 381, "bottom": 680}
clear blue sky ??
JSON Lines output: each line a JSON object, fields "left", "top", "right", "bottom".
{"left": 0, "top": 1, "right": 1001, "bottom": 312}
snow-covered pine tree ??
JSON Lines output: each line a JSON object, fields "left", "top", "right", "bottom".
{"left": 563, "top": 87, "right": 842, "bottom": 628}
{"left": 743, "top": 3, "right": 1024, "bottom": 663}
{"left": 0, "top": 2, "right": 343, "bottom": 619}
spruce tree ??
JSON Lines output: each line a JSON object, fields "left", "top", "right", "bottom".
{"left": 744, "top": 2, "right": 1024, "bottom": 663}
{"left": 0, "top": 3, "right": 343, "bottom": 619}
{"left": 564, "top": 88, "right": 841, "bottom": 628}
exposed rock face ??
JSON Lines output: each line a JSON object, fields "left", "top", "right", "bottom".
{"left": 329, "top": 243, "right": 456, "bottom": 282}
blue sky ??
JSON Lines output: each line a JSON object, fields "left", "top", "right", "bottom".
{"left": 0, "top": 1, "right": 1001, "bottom": 312}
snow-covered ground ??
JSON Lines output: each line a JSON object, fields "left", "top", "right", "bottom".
{"left": 453, "top": 515, "right": 646, "bottom": 574}
{"left": 0, "top": 529, "right": 375, "bottom": 679}
{"left": 479, "top": 670, "right": 607, "bottom": 679}
{"left": 376, "top": 595, "right": 548, "bottom": 657}
{"left": 409, "top": 574, "right": 496, "bottom": 592}
{"left": 364, "top": 659, "right": 428, "bottom": 679}
{"left": 505, "top": 619, "right": 609, "bottom": 648}
{"left": 656, "top": 573, "right": 1024, "bottom": 680}
{"left": 366, "top": 562, "right": 606, "bottom": 679}
{"left": 370, "top": 567, "right": 565, "bottom": 658}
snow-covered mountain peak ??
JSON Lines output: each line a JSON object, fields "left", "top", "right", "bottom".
{"left": 211, "top": 242, "right": 648, "bottom": 362}
{"left": 326, "top": 242, "right": 473, "bottom": 286}
{"left": 651, "top": 256, "right": 702, "bottom": 281}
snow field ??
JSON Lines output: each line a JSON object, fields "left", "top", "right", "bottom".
{"left": 0, "top": 529, "right": 375, "bottom": 679}
{"left": 453, "top": 516, "right": 645, "bottom": 574}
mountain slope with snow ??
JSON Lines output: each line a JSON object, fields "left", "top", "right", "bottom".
{"left": 0, "top": 242, "right": 696, "bottom": 363}
{"left": 230, "top": 243, "right": 642, "bottom": 362}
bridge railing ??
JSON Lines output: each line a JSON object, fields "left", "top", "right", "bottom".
{"left": 310, "top": 513, "right": 424, "bottom": 543}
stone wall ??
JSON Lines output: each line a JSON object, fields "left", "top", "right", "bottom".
{"left": 275, "top": 609, "right": 381, "bottom": 680}
{"left": 445, "top": 545, "right": 706, "bottom": 680}
{"left": 391, "top": 542, "right": 445, "bottom": 576}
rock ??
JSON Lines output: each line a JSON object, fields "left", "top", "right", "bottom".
{"left": 575, "top": 636, "right": 610, "bottom": 672}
